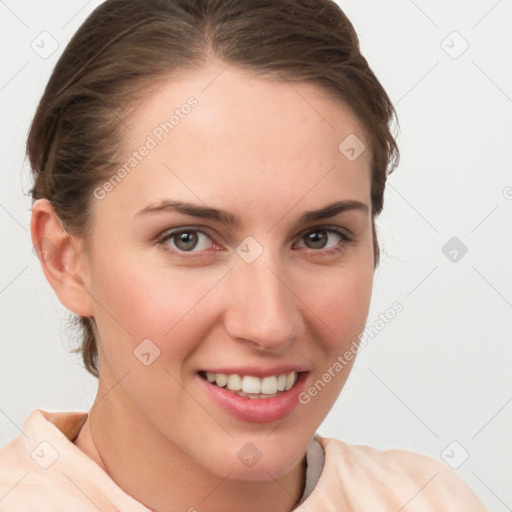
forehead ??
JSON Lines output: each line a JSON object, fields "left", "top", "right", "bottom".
{"left": 96, "top": 61, "right": 372, "bottom": 224}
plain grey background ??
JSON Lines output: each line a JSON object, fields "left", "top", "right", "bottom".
{"left": 1, "top": 1, "right": 511, "bottom": 510}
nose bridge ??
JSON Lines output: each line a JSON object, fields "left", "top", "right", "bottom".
{"left": 224, "top": 245, "right": 303, "bottom": 348}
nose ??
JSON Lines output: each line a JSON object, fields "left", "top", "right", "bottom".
{"left": 223, "top": 250, "right": 305, "bottom": 352}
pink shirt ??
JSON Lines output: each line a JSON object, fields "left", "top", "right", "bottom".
{"left": 0, "top": 409, "right": 487, "bottom": 511}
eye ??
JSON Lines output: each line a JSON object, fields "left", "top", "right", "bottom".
{"left": 156, "top": 225, "right": 353, "bottom": 259}
{"left": 295, "top": 227, "right": 352, "bottom": 255}
{"left": 157, "top": 228, "right": 215, "bottom": 254}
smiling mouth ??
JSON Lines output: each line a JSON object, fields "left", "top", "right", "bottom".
{"left": 198, "top": 370, "right": 302, "bottom": 399}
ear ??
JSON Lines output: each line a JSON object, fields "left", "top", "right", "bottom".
{"left": 31, "top": 198, "right": 94, "bottom": 317}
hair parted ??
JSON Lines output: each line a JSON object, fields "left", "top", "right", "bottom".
{"left": 27, "top": 0, "right": 400, "bottom": 379}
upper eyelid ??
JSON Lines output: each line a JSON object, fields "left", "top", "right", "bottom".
{"left": 300, "top": 225, "right": 352, "bottom": 237}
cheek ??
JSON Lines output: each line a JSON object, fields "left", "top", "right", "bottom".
{"left": 298, "top": 259, "right": 374, "bottom": 350}
{"left": 88, "top": 251, "right": 219, "bottom": 362}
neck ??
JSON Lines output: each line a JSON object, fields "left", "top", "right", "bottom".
{"left": 74, "top": 378, "right": 307, "bottom": 512}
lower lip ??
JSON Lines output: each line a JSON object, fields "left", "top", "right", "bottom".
{"left": 196, "top": 372, "right": 308, "bottom": 424}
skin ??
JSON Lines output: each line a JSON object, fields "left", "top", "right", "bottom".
{"left": 31, "top": 58, "right": 375, "bottom": 512}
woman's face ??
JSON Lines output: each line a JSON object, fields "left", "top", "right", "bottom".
{"left": 81, "top": 59, "right": 374, "bottom": 480}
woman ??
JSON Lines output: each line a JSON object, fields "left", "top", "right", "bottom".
{"left": 0, "top": 0, "right": 488, "bottom": 510}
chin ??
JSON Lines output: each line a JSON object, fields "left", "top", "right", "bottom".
{"left": 223, "top": 456, "right": 301, "bottom": 482}
{"left": 197, "top": 433, "right": 309, "bottom": 482}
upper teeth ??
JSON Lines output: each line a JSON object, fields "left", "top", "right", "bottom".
{"left": 205, "top": 371, "right": 298, "bottom": 394}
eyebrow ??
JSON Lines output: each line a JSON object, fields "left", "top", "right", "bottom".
{"left": 134, "top": 199, "right": 369, "bottom": 226}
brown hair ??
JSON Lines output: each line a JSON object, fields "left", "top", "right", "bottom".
{"left": 27, "top": 0, "right": 400, "bottom": 379}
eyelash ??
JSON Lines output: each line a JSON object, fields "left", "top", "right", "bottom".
{"left": 156, "top": 226, "right": 354, "bottom": 259}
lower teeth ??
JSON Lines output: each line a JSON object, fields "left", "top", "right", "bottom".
{"left": 236, "top": 390, "right": 280, "bottom": 399}
{"left": 214, "top": 384, "right": 281, "bottom": 399}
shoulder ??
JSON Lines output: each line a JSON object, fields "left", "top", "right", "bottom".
{"left": 0, "top": 409, "right": 146, "bottom": 511}
{"left": 0, "top": 411, "right": 83, "bottom": 499}
{"left": 315, "top": 436, "right": 487, "bottom": 511}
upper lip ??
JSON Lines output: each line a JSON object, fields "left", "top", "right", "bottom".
{"left": 198, "top": 365, "right": 310, "bottom": 378}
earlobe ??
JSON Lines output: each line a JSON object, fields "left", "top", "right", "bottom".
{"left": 31, "top": 198, "right": 94, "bottom": 317}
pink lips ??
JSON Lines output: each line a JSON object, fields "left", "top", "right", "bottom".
{"left": 196, "top": 370, "right": 308, "bottom": 424}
